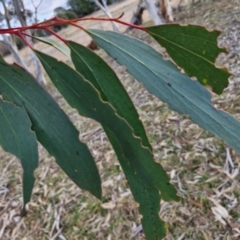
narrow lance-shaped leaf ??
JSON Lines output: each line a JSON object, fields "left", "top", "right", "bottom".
{"left": 0, "top": 58, "right": 101, "bottom": 199}
{"left": 105, "top": 128, "right": 166, "bottom": 240}
{"left": 32, "top": 36, "right": 71, "bottom": 58}
{"left": 68, "top": 41, "right": 151, "bottom": 150}
{"left": 145, "top": 24, "right": 231, "bottom": 94}
{"left": 36, "top": 50, "right": 179, "bottom": 202}
{"left": 36, "top": 51, "right": 180, "bottom": 240}
{"left": 67, "top": 42, "right": 170, "bottom": 238}
{"left": 87, "top": 30, "right": 240, "bottom": 156}
{"left": 37, "top": 39, "right": 152, "bottom": 150}
{"left": 0, "top": 99, "right": 38, "bottom": 215}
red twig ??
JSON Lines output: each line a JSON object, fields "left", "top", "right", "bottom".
{"left": 68, "top": 22, "right": 86, "bottom": 31}
{"left": 0, "top": 14, "right": 146, "bottom": 46}
{"left": 44, "top": 27, "right": 67, "bottom": 43}
{"left": 14, "top": 31, "right": 33, "bottom": 49}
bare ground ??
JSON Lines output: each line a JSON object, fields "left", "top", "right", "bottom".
{"left": 1, "top": 0, "right": 240, "bottom": 239}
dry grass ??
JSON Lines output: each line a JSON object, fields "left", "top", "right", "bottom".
{"left": 1, "top": 0, "right": 240, "bottom": 239}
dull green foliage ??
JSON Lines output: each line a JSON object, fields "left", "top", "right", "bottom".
{"left": 68, "top": 41, "right": 151, "bottom": 150}
{"left": 145, "top": 24, "right": 230, "bottom": 94}
{"left": 0, "top": 58, "right": 101, "bottom": 199}
{"left": 0, "top": 99, "right": 38, "bottom": 215}
{"left": 37, "top": 49, "right": 180, "bottom": 239}
{"left": 87, "top": 29, "right": 240, "bottom": 158}
{"left": 0, "top": 22, "right": 235, "bottom": 240}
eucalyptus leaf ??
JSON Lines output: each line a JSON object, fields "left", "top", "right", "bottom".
{"left": 87, "top": 29, "right": 240, "bottom": 156}
{"left": 0, "top": 58, "right": 101, "bottom": 199}
{"left": 37, "top": 50, "right": 180, "bottom": 240}
{"left": 68, "top": 41, "right": 151, "bottom": 149}
{"left": 0, "top": 99, "right": 38, "bottom": 215}
{"left": 33, "top": 36, "right": 71, "bottom": 58}
{"left": 145, "top": 24, "right": 230, "bottom": 94}
{"left": 105, "top": 128, "right": 166, "bottom": 240}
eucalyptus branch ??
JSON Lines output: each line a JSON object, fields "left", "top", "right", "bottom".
{"left": 0, "top": 14, "right": 146, "bottom": 45}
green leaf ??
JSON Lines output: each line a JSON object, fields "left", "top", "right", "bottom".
{"left": 0, "top": 99, "right": 38, "bottom": 215}
{"left": 67, "top": 42, "right": 170, "bottom": 238}
{"left": 87, "top": 29, "right": 240, "bottom": 156}
{"left": 36, "top": 50, "right": 179, "bottom": 202}
{"left": 145, "top": 24, "right": 231, "bottom": 94}
{"left": 68, "top": 41, "right": 151, "bottom": 149}
{"left": 36, "top": 50, "right": 180, "bottom": 240}
{"left": 105, "top": 128, "right": 166, "bottom": 240}
{"left": 0, "top": 58, "right": 101, "bottom": 199}
{"left": 32, "top": 36, "right": 71, "bottom": 58}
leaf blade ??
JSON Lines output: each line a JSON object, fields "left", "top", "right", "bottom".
{"left": 68, "top": 41, "right": 151, "bottom": 149}
{"left": 87, "top": 29, "right": 240, "bottom": 156}
{"left": 145, "top": 24, "right": 231, "bottom": 94}
{"left": 68, "top": 42, "right": 171, "bottom": 237}
{"left": 37, "top": 50, "right": 179, "bottom": 202}
{"left": 0, "top": 99, "right": 38, "bottom": 215}
{"left": 0, "top": 58, "right": 101, "bottom": 199}
{"left": 33, "top": 36, "right": 71, "bottom": 58}
{"left": 105, "top": 128, "right": 166, "bottom": 240}
{"left": 37, "top": 50, "right": 180, "bottom": 240}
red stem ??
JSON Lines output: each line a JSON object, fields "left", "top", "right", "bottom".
{"left": 0, "top": 14, "right": 146, "bottom": 47}
{"left": 44, "top": 27, "right": 67, "bottom": 43}
{"left": 68, "top": 22, "right": 86, "bottom": 31}
{"left": 14, "top": 31, "right": 33, "bottom": 49}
